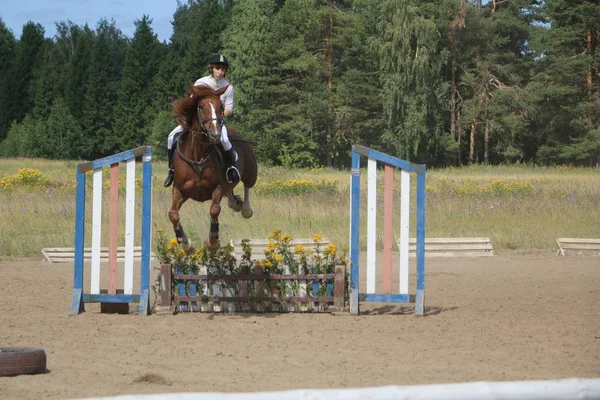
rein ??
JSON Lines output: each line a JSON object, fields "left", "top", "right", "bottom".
{"left": 176, "top": 131, "right": 215, "bottom": 177}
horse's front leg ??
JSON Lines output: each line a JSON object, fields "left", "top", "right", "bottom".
{"left": 207, "top": 187, "right": 224, "bottom": 250}
{"left": 169, "top": 187, "right": 193, "bottom": 254}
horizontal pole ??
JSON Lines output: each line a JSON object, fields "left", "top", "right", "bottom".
{"left": 352, "top": 145, "right": 425, "bottom": 174}
{"left": 359, "top": 293, "right": 413, "bottom": 303}
{"left": 82, "top": 294, "right": 140, "bottom": 303}
{"left": 77, "top": 146, "right": 148, "bottom": 173}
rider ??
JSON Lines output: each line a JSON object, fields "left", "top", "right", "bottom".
{"left": 163, "top": 54, "right": 240, "bottom": 187}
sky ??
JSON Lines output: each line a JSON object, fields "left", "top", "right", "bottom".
{"left": 0, "top": 0, "right": 180, "bottom": 43}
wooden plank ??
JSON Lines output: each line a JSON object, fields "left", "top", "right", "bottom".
{"left": 42, "top": 247, "right": 156, "bottom": 263}
{"left": 556, "top": 238, "right": 600, "bottom": 256}
{"left": 397, "top": 237, "right": 494, "bottom": 258}
{"left": 230, "top": 238, "right": 330, "bottom": 261}
{"left": 408, "top": 244, "right": 493, "bottom": 251}
{"left": 407, "top": 237, "right": 492, "bottom": 244}
{"left": 557, "top": 238, "right": 600, "bottom": 244}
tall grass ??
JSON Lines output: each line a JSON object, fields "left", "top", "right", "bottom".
{"left": 0, "top": 158, "right": 598, "bottom": 258}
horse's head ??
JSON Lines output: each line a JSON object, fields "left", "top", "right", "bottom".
{"left": 172, "top": 84, "right": 229, "bottom": 145}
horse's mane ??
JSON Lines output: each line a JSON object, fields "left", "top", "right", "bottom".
{"left": 172, "top": 84, "right": 221, "bottom": 129}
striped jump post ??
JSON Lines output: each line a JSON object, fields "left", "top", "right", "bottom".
{"left": 70, "top": 146, "right": 153, "bottom": 315}
{"left": 349, "top": 145, "right": 426, "bottom": 315}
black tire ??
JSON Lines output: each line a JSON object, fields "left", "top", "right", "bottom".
{"left": 0, "top": 347, "right": 47, "bottom": 377}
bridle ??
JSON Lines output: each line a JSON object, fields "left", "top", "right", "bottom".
{"left": 176, "top": 97, "right": 226, "bottom": 176}
{"left": 193, "top": 102, "right": 225, "bottom": 138}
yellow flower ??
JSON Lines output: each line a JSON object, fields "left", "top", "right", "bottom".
{"left": 280, "top": 234, "right": 293, "bottom": 243}
{"left": 178, "top": 250, "right": 186, "bottom": 257}
{"left": 264, "top": 260, "right": 273, "bottom": 268}
{"left": 294, "top": 245, "right": 305, "bottom": 254}
{"left": 166, "top": 238, "right": 178, "bottom": 252}
{"left": 313, "top": 233, "right": 322, "bottom": 242}
{"left": 268, "top": 229, "right": 281, "bottom": 241}
{"left": 325, "top": 243, "right": 336, "bottom": 256}
{"left": 273, "top": 254, "right": 282, "bottom": 262}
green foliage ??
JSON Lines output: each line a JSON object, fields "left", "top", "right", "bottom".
{"left": 0, "top": 18, "right": 16, "bottom": 142}
{"left": 0, "top": 1, "right": 598, "bottom": 167}
{"left": 375, "top": 0, "right": 449, "bottom": 163}
{"left": 114, "top": 16, "right": 164, "bottom": 153}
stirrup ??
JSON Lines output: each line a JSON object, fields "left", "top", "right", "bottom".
{"left": 225, "top": 166, "right": 240, "bottom": 183}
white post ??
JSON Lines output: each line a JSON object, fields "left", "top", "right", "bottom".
{"left": 124, "top": 159, "right": 135, "bottom": 294}
{"left": 399, "top": 170, "right": 410, "bottom": 295}
{"left": 366, "top": 158, "right": 377, "bottom": 294}
{"left": 91, "top": 169, "right": 103, "bottom": 294}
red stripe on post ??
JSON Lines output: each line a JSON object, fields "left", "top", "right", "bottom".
{"left": 383, "top": 164, "right": 393, "bottom": 294}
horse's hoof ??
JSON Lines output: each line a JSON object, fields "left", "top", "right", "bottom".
{"left": 181, "top": 240, "right": 194, "bottom": 255}
{"left": 205, "top": 239, "right": 220, "bottom": 252}
{"left": 241, "top": 208, "right": 253, "bottom": 219}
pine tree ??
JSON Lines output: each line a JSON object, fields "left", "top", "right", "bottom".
{"left": 81, "top": 19, "right": 128, "bottom": 158}
{"left": 375, "top": 0, "right": 449, "bottom": 163}
{"left": 222, "top": 0, "right": 281, "bottom": 163}
{"left": 529, "top": 0, "right": 600, "bottom": 164}
{"left": 113, "top": 16, "right": 163, "bottom": 153}
{"left": 3, "top": 22, "right": 45, "bottom": 148}
{"left": 0, "top": 19, "right": 17, "bottom": 142}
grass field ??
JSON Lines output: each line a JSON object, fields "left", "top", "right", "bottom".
{"left": 0, "top": 157, "right": 598, "bottom": 258}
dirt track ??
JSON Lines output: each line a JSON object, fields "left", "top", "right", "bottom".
{"left": 0, "top": 251, "right": 599, "bottom": 399}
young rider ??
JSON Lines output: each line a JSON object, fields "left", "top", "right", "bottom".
{"left": 163, "top": 54, "right": 240, "bottom": 187}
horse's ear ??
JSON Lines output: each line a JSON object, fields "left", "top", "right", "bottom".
{"left": 214, "top": 85, "right": 229, "bottom": 96}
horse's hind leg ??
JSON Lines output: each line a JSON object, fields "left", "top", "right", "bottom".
{"left": 241, "top": 185, "right": 253, "bottom": 219}
{"left": 169, "top": 188, "right": 194, "bottom": 254}
{"left": 227, "top": 191, "right": 242, "bottom": 212}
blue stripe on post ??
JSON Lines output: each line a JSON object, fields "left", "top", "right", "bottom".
{"left": 360, "top": 293, "right": 411, "bottom": 303}
{"left": 349, "top": 147, "right": 361, "bottom": 315}
{"left": 70, "top": 167, "right": 87, "bottom": 314}
{"left": 139, "top": 147, "right": 152, "bottom": 315}
{"left": 83, "top": 294, "right": 140, "bottom": 303}
{"left": 415, "top": 168, "right": 426, "bottom": 316}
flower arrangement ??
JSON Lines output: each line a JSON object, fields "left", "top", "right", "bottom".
{"left": 155, "top": 228, "right": 347, "bottom": 312}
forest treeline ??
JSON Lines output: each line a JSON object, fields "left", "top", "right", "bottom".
{"left": 0, "top": 0, "right": 599, "bottom": 167}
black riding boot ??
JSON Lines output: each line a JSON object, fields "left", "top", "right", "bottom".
{"left": 163, "top": 147, "right": 176, "bottom": 187}
{"left": 223, "top": 148, "right": 240, "bottom": 183}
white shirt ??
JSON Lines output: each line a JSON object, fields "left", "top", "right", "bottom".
{"left": 194, "top": 76, "right": 234, "bottom": 112}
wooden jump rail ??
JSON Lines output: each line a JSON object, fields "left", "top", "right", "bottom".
{"left": 397, "top": 237, "right": 494, "bottom": 258}
{"left": 43, "top": 246, "right": 156, "bottom": 263}
{"left": 556, "top": 238, "right": 600, "bottom": 256}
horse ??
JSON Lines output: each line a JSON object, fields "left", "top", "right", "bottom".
{"left": 169, "top": 83, "right": 257, "bottom": 252}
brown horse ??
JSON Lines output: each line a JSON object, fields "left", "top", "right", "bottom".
{"left": 169, "top": 84, "right": 257, "bottom": 252}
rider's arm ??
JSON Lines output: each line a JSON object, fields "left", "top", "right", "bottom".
{"left": 223, "top": 85, "right": 234, "bottom": 117}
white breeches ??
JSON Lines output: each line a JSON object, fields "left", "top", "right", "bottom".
{"left": 167, "top": 124, "right": 232, "bottom": 151}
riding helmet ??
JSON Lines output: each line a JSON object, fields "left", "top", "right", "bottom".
{"left": 208, "top": 54, "right": 229, "bottom": 67}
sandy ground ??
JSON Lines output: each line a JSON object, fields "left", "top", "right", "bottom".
{"left": 0, "top": 251, "right": 599, "bottom": 400}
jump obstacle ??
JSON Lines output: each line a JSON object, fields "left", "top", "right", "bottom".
{"left": 158, "top": 237, "right": 345, "bottom": 314}
{"left": 70, "top": 146, "right": 153, "bottom": 315}
{"left": 349, "top": 145, "right": 426, "bottom": 316}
